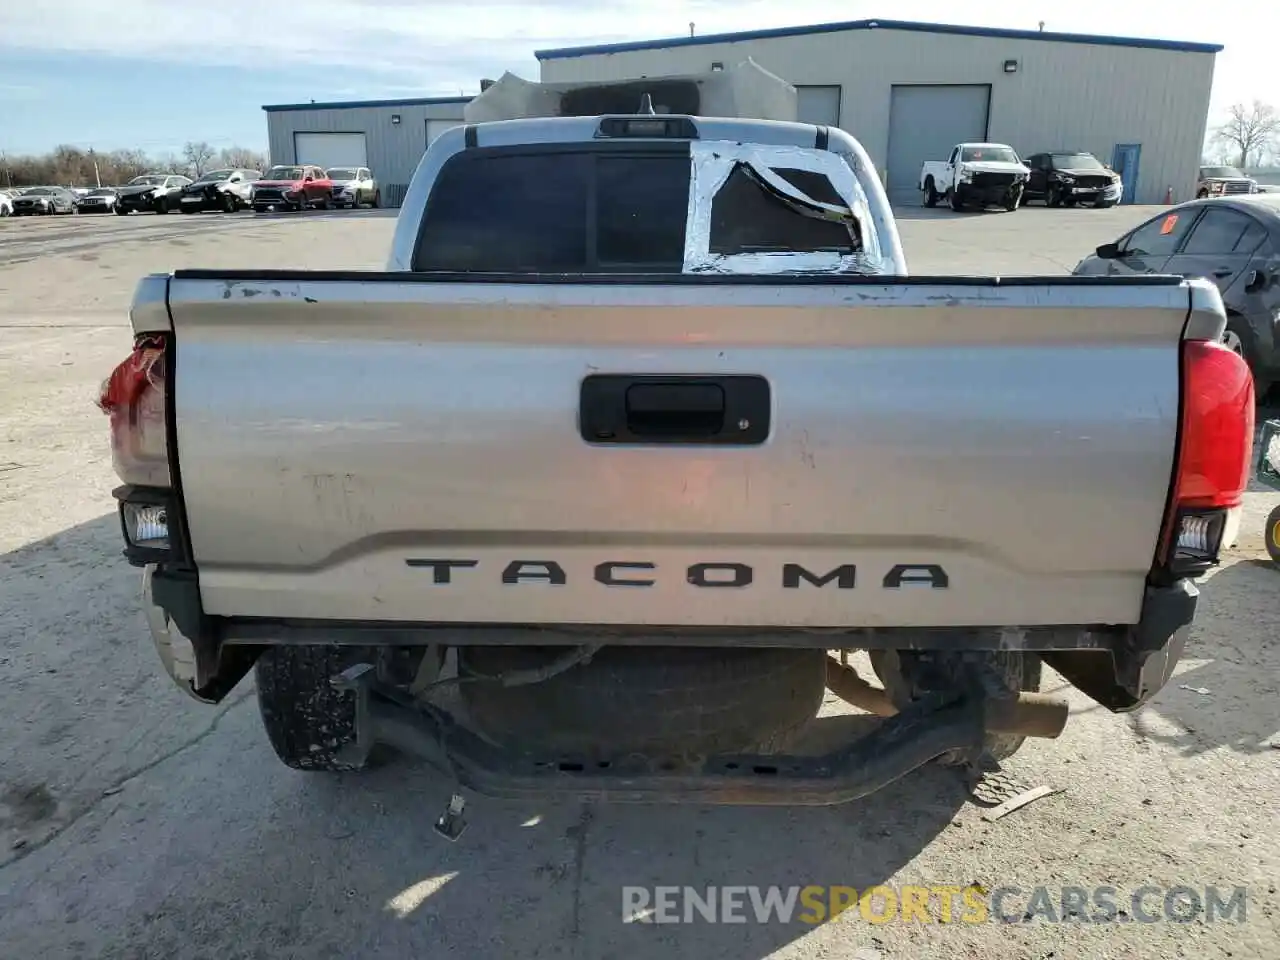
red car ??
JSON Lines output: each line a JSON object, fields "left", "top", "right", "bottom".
{"left": 251, "top": 164, "right": 333, "bottom": 212}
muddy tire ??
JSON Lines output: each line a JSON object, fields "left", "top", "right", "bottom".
{"left": 458, "top": 646, "right": 825, "bottom": 759}
{"left": 870, "top": 648, "right": 1042, "bottom": 765}
{"left": 255, "top": 644, "right": 383, "bottom": 771}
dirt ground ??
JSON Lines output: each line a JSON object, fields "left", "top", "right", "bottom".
{"left": 0, "top": 206, "right": 1277, "bottom": 960}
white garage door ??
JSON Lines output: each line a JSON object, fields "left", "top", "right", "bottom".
{"left": 293, "top": 132, "right": 368, "bottom": 169}
{"left": 885, "top": 85, "right": 990, "bottom": 205}
{"left": 426, "top": 120, "right": 460, "bottom": 146}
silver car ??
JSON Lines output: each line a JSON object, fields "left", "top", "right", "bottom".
{"left": 325, "top": 167, "right": 380, "bottom": 208}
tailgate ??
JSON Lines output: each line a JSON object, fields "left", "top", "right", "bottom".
{"left": 164, "top": 273, "right": 1203, "bottom": 628}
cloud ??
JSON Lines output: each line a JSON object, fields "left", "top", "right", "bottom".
{"left": 0, "top": 0, "right": 846, "bottom": 90}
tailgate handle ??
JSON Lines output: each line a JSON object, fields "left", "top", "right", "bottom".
{"left": 626, "top": 383, "right": 724, "bottom": 436}
{"left": 580, "top": 375, "right": 770, "bottom": 445}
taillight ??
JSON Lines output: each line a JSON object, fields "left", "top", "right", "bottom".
{"left": 98, "top": 333, "right": 170, "bottom": 488}
{"left": 1157, "top": 338, "right": 1254, "bottom": 574}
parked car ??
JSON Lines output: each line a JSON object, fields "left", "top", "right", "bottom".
{"left": 1197, "top": 166, "right": 1257, "bottom": 198}
{"left": 180, "top": 168, "right": 261, "bottom": 213}
{"left": 920, "top": 142, "right": 1029, "bottom": 212}
{"left": 102, "top": 92, "right": 1251, "bottom": 810}
{"left": 0, "top": 190, "right": 13, "bottom": 217}
{"left": 1023, "top": 151, "right": 1123, "bottom": 208}
{"left": 251, "top": 165, "right": 332, "bottom": 212}
{"left": 1074, "top": 194, "right": 1280, "bottom": 394}
{"left": 77, "top": 187, "right": 119, "bottom": 214}
{"left": 325, "top": 167, "right": 380, "bottom": 208}
{"left": 11, "top": 186, "right": 78, "bottom": 216}
{"left": 116, "top": 174, "right": 194, "bottom": 215}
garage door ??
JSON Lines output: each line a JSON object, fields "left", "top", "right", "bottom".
{"left": 426, "top": 120, "right": 460, "bottom": 146}
{"left": 293, "top": 132, "right": 368, "bottom": 169}
{"left": 885, "top": 85, "right": 990, "bottom": 205}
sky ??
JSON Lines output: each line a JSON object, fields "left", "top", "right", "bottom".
{"left": 0, "top": 1, "right": 1271, "bottom": 157}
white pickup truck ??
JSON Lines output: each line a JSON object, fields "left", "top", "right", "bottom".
{"left": 920, "top": 142, "right": 1031, "bottom": 212}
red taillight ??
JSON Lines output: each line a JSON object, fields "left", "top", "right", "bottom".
{"left": 99, "top": 333, "right": 170, "bottom": 488}
{"left": 1176, "top": 340, "right": 1254, "bottom": 509}
{"left": 1157, "top": 338, "right": 1254, "bottom": 571}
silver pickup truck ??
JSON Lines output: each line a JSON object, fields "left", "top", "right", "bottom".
{"left": 100, "top": 94, "right": 1255, "bottom": 813}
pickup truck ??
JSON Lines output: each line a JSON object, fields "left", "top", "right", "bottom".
{"left": 920, "top": 142, "right": 1030, "bottom": 212}
{"left": 100, "top": 85, "right": 1254, "bottom": 813}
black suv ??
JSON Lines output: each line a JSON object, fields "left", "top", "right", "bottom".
{"left": 1024, "top": 152, "right": 1124, "bottom": 208}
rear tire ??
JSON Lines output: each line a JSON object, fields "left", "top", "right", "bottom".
{"left": 459, "top": 646, "right": 825, "bottom": 759}
{"left": 255, "top": 644, "right": 382, "bottom": 771}
{"left": 870, "top": 648, "right": 1042, "bottom": 765}
{"left": 923, "top": 178, "right": 939, "bottom": 208}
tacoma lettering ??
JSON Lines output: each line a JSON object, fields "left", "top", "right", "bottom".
{"left": 406, "top": 559, "right": 947, "bottom": 589}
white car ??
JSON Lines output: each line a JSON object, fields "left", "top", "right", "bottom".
{"left": 920, "top": 142, "right": 1030, "bottom": 212}
{"left": 324, "top": 167, "right": 380, "bottom": 208}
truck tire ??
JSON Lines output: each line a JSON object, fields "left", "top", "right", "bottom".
{"left": 869, "top": 648, "right": 1042, "bottom": 765}
{"left": 1266, "top": 504, "right": 1280, "bottom": 566}
{"left": 949, "top": 187, "right": 964, "bottom": 212}
{"left": 255, "top": 644, "right": 384, "bottom": 771}
{"left": 923, "top": 178, "right": 939, "bottom": 207}
{"left": 458, "top": 646, "right": 825, "bottom": 759}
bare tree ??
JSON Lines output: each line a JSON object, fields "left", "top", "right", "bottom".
{"left": 218, "top": 146, "right": 267, "bottom": 171}
{"left": 1214, "top": 101, "right": 1280, "bottom": 169}
{"left": 182, "top": 140, "right": 216, "bottom": 176}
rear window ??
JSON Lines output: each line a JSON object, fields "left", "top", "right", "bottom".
{"left": 411, "top": 145, "right": 860, "bottom": 273}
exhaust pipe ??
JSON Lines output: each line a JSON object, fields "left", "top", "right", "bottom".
{"left": 825, "top": 656, "right": 1069, "bottom": 740}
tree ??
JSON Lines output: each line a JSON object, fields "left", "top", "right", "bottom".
{"left": 218, "top": 146, "right": 268, "bottom": 171}
{"left": 1214, "top": 101, "right": 1280, "bottom": 169}
{"left": 182, "top": 140, "right": 216, "bottom": 176}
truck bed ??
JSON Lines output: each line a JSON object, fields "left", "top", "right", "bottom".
{"left": 156, "top": 270, "right": 1205, "bottom": 630}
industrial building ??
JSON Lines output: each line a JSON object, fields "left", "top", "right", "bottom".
{"left": 262, "top": 17, "right": 1222, "bottom": 206}
{"left": 262, "top": 96, "right": 470, "bottom": 207}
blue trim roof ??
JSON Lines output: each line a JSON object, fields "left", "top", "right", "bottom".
{"left": 262, "top": 95, "right": 473, "bottom": 113}
{"left": 534, "top": 17, "right": 1223, "bottom": 60}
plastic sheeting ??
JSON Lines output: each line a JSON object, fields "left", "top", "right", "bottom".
{"left": 463, "top": 60, "right": 798, "bottom": 124}
{"left": 683, "top": 140, "right": 887, "bottom": 275}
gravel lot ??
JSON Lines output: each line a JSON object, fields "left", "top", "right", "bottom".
{"left": 1, "top": 206, "right": 1277, "bottom": 960}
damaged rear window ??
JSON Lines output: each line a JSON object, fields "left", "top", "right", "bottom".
{"left": 412, "top": 142, "right": 875, "bottom": 274}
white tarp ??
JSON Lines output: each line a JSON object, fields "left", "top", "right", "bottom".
{"left": 462, "top": 60, "right": 798, "bottom": 124}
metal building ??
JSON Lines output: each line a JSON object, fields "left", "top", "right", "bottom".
{"left": 262, "top": 96, "right": 471, "bottom": 207}
{"left": 536, "top": 18, "right": 1222, "bottom": 205}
